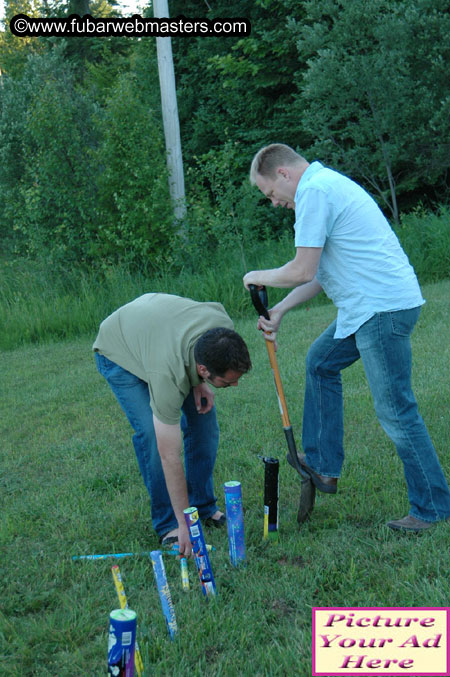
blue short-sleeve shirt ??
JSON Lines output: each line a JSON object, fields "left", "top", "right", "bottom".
{"left": 294, "top": 162, "right": 424, "bottom": 338}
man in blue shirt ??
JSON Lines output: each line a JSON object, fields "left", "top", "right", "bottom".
{"left": 243, "top": 143, "right": 450, "bottom": 532}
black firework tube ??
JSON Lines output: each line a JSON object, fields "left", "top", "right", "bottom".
{"left": 262, "top": 456, "right": 279, "bottom": 539}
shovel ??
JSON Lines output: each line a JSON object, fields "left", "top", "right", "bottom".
{"left": 248, "top": 284, "right": 316, "bottom": 524}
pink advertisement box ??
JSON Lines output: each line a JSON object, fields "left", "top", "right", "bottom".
{"left": 312, "top": 607, "right": 450, "bottom": 676}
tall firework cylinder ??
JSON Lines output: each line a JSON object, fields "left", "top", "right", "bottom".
{"left": 107, "top": 608, "right": 137, "bottom": 676}
{"left": 224, "top": 481, "right": 246, "bottom": 567}
{"left": 261, "top": 456, "right": 279, "bottom": 539}
{"left": 183, "top": 507, "right": 216, "bottom": 597}
{"left": 150, "top": 550, "right": 178, "bottom": 639}
{"left": 111, "top": 566, "right": 144, "bottom": 677}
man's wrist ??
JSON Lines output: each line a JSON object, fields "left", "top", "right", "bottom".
{"left": 177, "top": 511, "right": 189, "bottom": 526}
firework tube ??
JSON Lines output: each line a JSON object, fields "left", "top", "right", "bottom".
{"left": 150, "top": 550, "right": 178, "bottom": 639}
{"left": 111, "top": 566, "right": 144, "bottom": 677}
{"left": 111, "top": 565, "right": 127, "bottom": 609}
{"left": 108, "top": 608, "right": 137, "bottom": 676}
{"left": 261, "top": 456, "right": 279, "bottom": 539}
{"left": 180, "top": 557, "right": 190, "bottom": 591}
{"left": 166, "top": 543, "right": 215, "bottom": 554}
{"left": 183, "top": 507, "right": 216, "bottom": 597}
{"left": 224, "top": 481, "right": 246, "bottom": 566}
{"left": 72, "top": 546, "right": 215, "bottom": 561}
{"left": 73, "top": 552, "right": 135, "bottom": 561}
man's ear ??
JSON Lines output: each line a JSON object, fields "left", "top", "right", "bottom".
{"left": 277, "top": 166, "right": 291, "bottom": 181}
{"left": 197, "top": 364, "right": 209, "bottom": 379}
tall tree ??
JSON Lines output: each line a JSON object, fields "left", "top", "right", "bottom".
{"left": 0, "top": 0, "right": 44, "bottom": 78}
{"left": 95, "top": 72, "right": 174, "bottom": 268}
{"left": 60, "top": 0, "right": 131, "bottom": 83}
{"left": 169, "top": 0, "right": 307, "bottom": 172}
{"left": 293, "top": 0, "right": 450, "bottom": 219}
{"left": 0, "top": 47, "right": 98, "bottom": 261}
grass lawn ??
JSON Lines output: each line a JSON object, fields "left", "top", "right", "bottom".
{"left": 1, "top": 280, "right": 449, "bottom": 676}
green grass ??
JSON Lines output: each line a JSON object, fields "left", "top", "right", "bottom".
{"left": 1, "top": 280, "right": 449, "bottom": 676}
{"left": 2, "top": 202, "right": 449, "bottom": 352}
{"left": 0, "top": 236, "right": 303, "bottom": 352}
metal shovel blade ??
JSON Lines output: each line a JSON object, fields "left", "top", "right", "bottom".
{"left": 297, "top": 476, "right": 316, "bottom": 524}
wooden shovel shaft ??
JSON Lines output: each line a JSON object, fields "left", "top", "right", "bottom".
{"left": 265, "top": 336, "right": 309, "bottom": 479}
{"left": 248, "top": 284, "right": 316, "bottom": 523}
{"left": 264, "top": 338, "right": 290, "bottom": 428}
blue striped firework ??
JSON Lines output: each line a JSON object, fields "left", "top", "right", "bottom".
{"left": 149, "top": 551, "right": 178, "bottom": 639}
{"left": 183, "top": 507, "right": 216, "bottom": 597}
{"left": 224, "top": 481, "right": 246, "bottom": 566}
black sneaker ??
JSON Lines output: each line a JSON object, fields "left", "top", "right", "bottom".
{"left": 204, "top": 513, "right": 226, "bottom": 528}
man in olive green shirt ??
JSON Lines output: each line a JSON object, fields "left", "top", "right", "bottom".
{"left": 94, "top": 293, "right": 251, "bottom": 555}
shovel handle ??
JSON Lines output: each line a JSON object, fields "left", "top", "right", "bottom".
{"left": 248, "top": 284, "right": 270, "bottom": 321}
{"left": 248, "top": 286, "right": 311, "bottom": 482}
{"left": 248, "top": 285, "right": 290, "bottom": 427}
{"left": 264, "top": 340, "right": 291, "bottom": 428}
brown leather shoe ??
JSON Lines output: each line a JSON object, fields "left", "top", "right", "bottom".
{"left": 296, "top": 454, "right": 338, "bottom": 494}
{"left": 386, "top": 515, "right": 435, "bottom": 532}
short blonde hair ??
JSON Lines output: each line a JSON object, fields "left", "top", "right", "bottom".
{"left": 250, "top": 144, "right": 306, "bottom": 184}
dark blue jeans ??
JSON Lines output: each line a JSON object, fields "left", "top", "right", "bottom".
{"left": 95, "top": 353, "right": 220, "bottom": 537}
{"left": 302, "top": 307, "right": 450, "bottom": 522}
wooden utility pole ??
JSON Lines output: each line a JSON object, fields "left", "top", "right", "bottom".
{"left": 153, "top": 0, "right": 186, "bottom": 225}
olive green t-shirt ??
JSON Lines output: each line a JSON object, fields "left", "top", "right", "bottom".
{"left": 93, "top": 293, "right": 234, "bottom": 424}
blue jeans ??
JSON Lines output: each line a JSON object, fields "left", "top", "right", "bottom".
{"left": 95, "top": 353, "right": 220, "bottom": 537}
{"left": 302, "top": 307, "right": 450, "bottom": 522}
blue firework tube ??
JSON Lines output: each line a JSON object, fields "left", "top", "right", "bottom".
{"left": 72, "top": 548, "right": 215, "bottom": 561}
{"left": 183, "top": 507, "right": 216, "bottom": 597}
{"left": 107, "top": 608, "right": 137, "bottom": 676}
{"left": 180, "top": 557, "right": 190, "bottom": 591}
{"left": 111, "top": 566, "right": 144, "bottom": 677}
{"left": 262, "top": 457, "right": 279, "bottom": 539}
{"left": 73, "top": 552, "right": 135, "bottom": 561}
{"left": 150, "top": 550, "right": 178, "bottom": 639}
{"left": 224, "top": 481, "right": 246, "bottom": 566}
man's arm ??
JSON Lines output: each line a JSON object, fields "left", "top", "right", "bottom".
{"left": 153, "top": 416, "right": 192, "bottom": 555}
{"left": 243, "top": 246, "right": 322, "bottom": 289}
{"left": 270, "top": 277, "right": 323, "bottom": 317}
{"left": 258, "top": 278, "right": 323, "bottom": 343}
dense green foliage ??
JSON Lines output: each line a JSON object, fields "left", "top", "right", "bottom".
{"left": 293, "top": 0, "right": 450, "bottom": 220}
{"left": 170, "top": 0, "right": 308, "bottom": 157}
{"left": 0, "top": 206, "right": 448, "bottom": 351}
{"left": 1, "top": 0, "right": 449, "bottom": 273}
{"left": 2, "top": 280, "right": 449, "bottom": 674}
{"left": 0, "top": 47, "right": 99, "bottom": 263}
{"left": 94, "top": 72, "right": 173, "bottom": 267}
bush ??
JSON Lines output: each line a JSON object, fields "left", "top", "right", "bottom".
{"left": 395, "top": 206, "right": 450, "bottom": 283}
{"left": 172, "top": 141, "right": 293, "bottom": 274}
{"left": 94, "top": 73, "right": 175, "bottom": 269}
{"left": 0, "top": 47, "right": 98, "bottom": 264}
{"left": 0, "top": 49, "right": 174, "bottom": 270}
